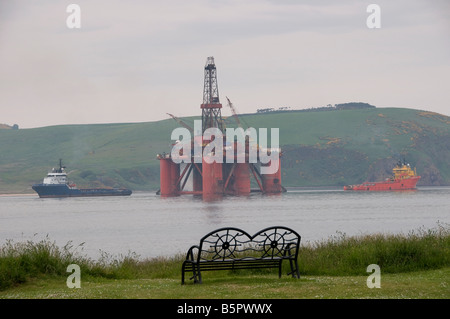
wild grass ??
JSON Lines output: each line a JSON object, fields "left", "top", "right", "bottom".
{"left": 298, "top": 224, "right": 450, "bottom": 276}
{"left": 1, "top": 225, "right": 449, "bottom": 291}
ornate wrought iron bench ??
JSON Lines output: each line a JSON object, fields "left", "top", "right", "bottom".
{"left": 181, "top": 226, "right": 301, "bottom": 284}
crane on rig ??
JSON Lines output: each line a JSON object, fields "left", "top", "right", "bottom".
{"left": 226, "top": 96, "right": 244, "bottom": 129}
{"left": 166, "top": 113, "right": 194, "bottom": 133}
{"left": 225, "top": 96, "right": 260, "bottom": 153}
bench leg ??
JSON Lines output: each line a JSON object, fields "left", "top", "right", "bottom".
{"left": 190, "top": 265, "right": 202, "bottom": 284}
{"left": 288, "top": 259, "right": 300, "bottom": 278}
{"left": 184, "top": 264, "right": 202, "bottom": 284}
{"left": 182, "top": 262, "right": 202, "bottom": 284}
{"left": 196, "top": 270, "right": 202, "bottom": 284}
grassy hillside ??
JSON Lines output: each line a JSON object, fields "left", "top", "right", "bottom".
{"left": 0, "top": 107, "right": 449, "bottom": 193}
{"left": 241, "top": 108, "right": 450, "bottom": 187}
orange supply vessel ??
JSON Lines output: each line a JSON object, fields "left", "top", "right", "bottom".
{"left": 344, "top": 161, "right": 420, "bottom": 191}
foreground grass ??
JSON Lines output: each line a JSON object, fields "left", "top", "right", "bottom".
{"left": 1, "top": 225, "right": 449, "bottom": 298}
{"left": 1, "top": 268, "right": 448, "bottom": 299}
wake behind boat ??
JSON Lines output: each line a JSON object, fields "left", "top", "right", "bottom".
{"left": 32, "top": 160, "right": 132, "bottom": 198}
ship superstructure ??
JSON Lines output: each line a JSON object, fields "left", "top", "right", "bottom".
{"left": 42, "top": 160, "right": 70, "bottom": 185}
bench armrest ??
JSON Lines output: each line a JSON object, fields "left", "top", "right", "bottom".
{"left": 185, "top": 245, "right": 200, "bottom": 262}
{"left": 282, "top": 243, "right": 298, "bottom": 258}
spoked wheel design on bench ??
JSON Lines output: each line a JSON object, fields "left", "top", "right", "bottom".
{"left": 213, "top": 230, "right": 240, "bottom": 259}
{"left": 261, "top": 229, "right": 286, "bottom": 257}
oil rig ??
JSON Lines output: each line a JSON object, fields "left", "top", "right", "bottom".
{"left": 157, "top": 57, "right": 284, "bottom": 199}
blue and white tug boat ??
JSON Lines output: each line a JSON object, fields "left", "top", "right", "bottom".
{"left": 32, "top": 160, "right": 132, "bottom": 198}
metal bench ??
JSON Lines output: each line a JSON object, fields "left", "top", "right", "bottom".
{"left": 181, "top": 226, "right": 301, "bottom": 284}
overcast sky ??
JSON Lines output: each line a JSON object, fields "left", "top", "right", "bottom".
{"left": 1, "top": 0, "right": 449, "bottom": 128}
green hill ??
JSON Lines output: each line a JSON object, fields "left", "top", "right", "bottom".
{"left": 0, "top": 107, "right": 449, "bottom": 194}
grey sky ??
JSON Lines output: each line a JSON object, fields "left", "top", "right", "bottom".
{"left": 1, "top": 0, "right": 449, "bottom": 128}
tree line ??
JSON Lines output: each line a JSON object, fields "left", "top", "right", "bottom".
{"left": 256, "top": 102, "right": 375, "bottom": 114}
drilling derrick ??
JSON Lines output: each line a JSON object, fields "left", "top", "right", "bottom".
{"left": 200, "top": 57, "right": 223, "bottom": 196}
{"left": 201, "top": 57, "right": 223, "bottom": 133}
{"left": 157, "top": 56, "right": 285, "bottom": 199}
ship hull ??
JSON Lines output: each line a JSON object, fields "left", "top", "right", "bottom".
{"left": 32, "top": 184, "right": 132, "bottom": 198}
{"left": 344, "top": 176, "right": 420, "bottom": 191}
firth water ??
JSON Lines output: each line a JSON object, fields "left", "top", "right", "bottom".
{"left": 0, "top": 187, "right": 449, "bottom": 260}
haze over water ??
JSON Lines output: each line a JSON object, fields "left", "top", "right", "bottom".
{"left": 0, "top": 187, "right": 449, "bottom": 260}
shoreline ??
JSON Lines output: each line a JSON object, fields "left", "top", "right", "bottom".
{"left": 1, "top": 185, "right": 449, "bottom": 197}
{"left": 0, "top": 193, "right": 36, "bottom": 197}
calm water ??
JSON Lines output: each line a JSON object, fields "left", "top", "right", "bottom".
{"left": 0, "top": 187, "right": 449, "bottom": 260}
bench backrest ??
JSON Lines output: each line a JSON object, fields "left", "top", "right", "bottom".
{"left": 197, "top": 226, "right": 301, "bottom": 262}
